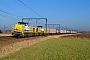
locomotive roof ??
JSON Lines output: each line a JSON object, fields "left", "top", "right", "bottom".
{"left": 18, "top": 22, "right": 28, "bottom": 24}
{"left": 37, "top": 26, "right": 43, "bottom": 27}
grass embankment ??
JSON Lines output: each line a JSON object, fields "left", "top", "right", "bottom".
{"left": 0, "top": 38, "right": 90, "bottom": 60}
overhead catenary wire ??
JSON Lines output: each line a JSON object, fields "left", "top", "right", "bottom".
{"left": 0, "top": 1, "right": 29, "bottom": 17}
{"left": 0, "top": 14, "right": 20, "bottom": 20}
{"left": 0, "top": 2, "right": 27, "bottom": 17}
{"left": 18, "top": 0, "right": 43, "bottom": 18}
{"left": 14, "top": 0, "right": 44, "bottom": 24}
{"left": 0, "top": 9, "right": 22, "bottom": 18}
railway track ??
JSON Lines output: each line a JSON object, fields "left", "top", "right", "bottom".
{"left": 0, "top": 35, "right": 45, "bottom": 46}
{"left": 0, "top": 34, "right": 77, "bottom": 47}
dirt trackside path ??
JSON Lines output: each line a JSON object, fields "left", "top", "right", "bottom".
{"left": 0, "top": 33, "right": 12, "bottom": 37}
{"left": 0, "top": 34, "right": 76, "bottom": 58}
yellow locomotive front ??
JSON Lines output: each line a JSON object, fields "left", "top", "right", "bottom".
{"left": 12, "top": 22, "right": 31, "bottom": 37}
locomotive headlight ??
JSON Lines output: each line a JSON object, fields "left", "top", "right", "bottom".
{"left": 41, "top": 28, "right": 44, "bottom": 31}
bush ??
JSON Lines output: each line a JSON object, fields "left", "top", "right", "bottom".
{"left": 0, "top": 30, "right": 2, "bottom": 33}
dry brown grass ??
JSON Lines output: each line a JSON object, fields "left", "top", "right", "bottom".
{"left": 60, "top": 33, "right": 90, "bottom": 40}
{"left": 0, "top": 34, "right": 76, "bottom": 58}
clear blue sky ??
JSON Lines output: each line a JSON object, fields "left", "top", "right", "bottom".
{"left": 0, "top": 0, "right": 90, "bottom": 31}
